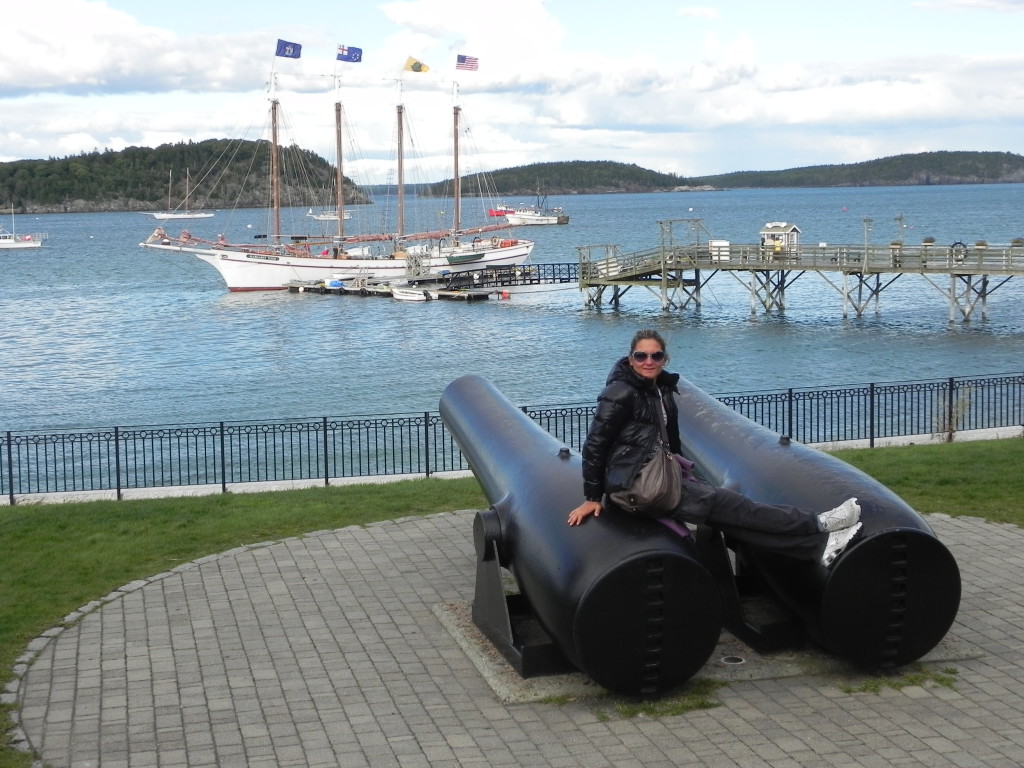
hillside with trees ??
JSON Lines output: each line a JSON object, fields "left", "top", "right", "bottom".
{"left": 416, "top": 152, "right": 1024, "bottom": 197}
{"left": 686, "top": 151, "right": 1024, "bottom": 188}
{"left": 432, "top": 160, "right": 687, "bottom": 196}
{"left": 0, "top": 139, "right": 369, "bottom": 214}
{"left": 2, "top": 147, "right": 1023, "bottom": 214}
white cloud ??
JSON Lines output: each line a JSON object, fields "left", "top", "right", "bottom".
{"left": 2, "top": 0, "right": 1024, "bottom": 176}
{"left": 677, "top": 6, "right": 721, "bottom": 19}
{"left": 915, "top": 0, "right": 1024, "bottom": 10}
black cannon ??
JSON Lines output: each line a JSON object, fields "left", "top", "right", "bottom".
{"left": 673, "top": 373, "right": 961, "bottom": 669}
{"left": 440, "top": 375, "right": 723, "bottom": 696}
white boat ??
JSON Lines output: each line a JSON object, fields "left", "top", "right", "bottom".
{"left": 0, "top": 228, "right": 46, "bottom": 249}
{"left": 307, "top": 208, "right": 352, "bottom": 221}
{"left": 0, "top": 206, "right": 46, "bottom": 249}
{"left": 503, "top": 190, "right": 569, "bottom": 226}
{"left": 142, "top": 93, "right": 533, "bottom": 291}
{"left": 505, "top": 208, "right": 568, "bottom": 226}
{"left": 391, "top": 286, "right": 433, "bottom": 302}
{"left": 147, "top": 169, "right": 214, "bottom": 220}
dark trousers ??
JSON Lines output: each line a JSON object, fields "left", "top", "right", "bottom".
{"left": 672, "top": 478, "right": 827, "bottom": 561}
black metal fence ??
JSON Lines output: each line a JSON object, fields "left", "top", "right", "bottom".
{"left": 3, "top": 373, "right": 1021, "bottom": 504}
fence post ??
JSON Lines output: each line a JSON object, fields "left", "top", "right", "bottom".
{"left": 219, "top": 422, "right": 227, "bottom": 494}
{"left": 6, "top": 431, "right": 14, "bottom": 507}
{"left": 947, "top": 377, "right": 956, "bottom": 443}
{"left": 423, "top": 412, "right": 431, "bottom": 478}
{"left": 114, "top": 426, "right": 122, "bottom": 501}
{"left": 786, "top": 388, "right": 794, "bottom": 440}
{"left": 323, "top": 416, "right": 329, "bottom": 486}
{"left": 869, "top": 383, "right": 875, "bottom": 448}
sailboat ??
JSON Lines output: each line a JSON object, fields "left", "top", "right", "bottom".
{"left": 0, "top": 204, "right": 46, "bottom": 250}
{"left": 141, "top": 94, "right": 532, "bottom": 291}
{"left": 147, "top": 169, "right": 215, "bottom": 220}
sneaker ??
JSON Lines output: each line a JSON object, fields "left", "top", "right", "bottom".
{"left": 821, "top": 522, "right": 862, "bottom": 568}
{"left": 818, "top": 497, "right": 861, "bottom": 532}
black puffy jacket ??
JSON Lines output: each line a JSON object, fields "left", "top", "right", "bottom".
{"left": 581, "top": 357, "right": 682, "bottom": 501}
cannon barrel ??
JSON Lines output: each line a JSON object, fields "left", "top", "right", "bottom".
{"left": 673, "top": 374, "right": 961, "bottom": 668}
{"left": 440, "top": 375, "right": 723, "bottom": 695}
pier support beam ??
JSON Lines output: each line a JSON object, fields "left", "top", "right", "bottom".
{"left": 736, "top": 269, "right": 804, "bottom": 314}
{"left": 920, "top": 273, "right": 1011, "bottom": 322}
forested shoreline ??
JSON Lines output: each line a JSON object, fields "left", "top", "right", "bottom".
{"left": 2, "top": 147, "right": 1022, "bottom": 215}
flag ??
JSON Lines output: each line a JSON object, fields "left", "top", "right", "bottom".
{"left": 455, "top": 54, "right": 478, "bottom": 71}
{"left": 337, "top": 45, "right": 363, "bottom": 63}
{"left": 404, "top": 56, "right": 429, "bottom": 73}
{"left": 275, "top": 39, "right": 302, "bottom": 59}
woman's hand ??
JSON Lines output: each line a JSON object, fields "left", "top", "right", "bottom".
{"left": 568, "top": 500, "right": 602, "bottom": 526}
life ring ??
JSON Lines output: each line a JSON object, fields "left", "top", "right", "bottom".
{"left": 491, "top": 236, "right": 500, "bottom": 247}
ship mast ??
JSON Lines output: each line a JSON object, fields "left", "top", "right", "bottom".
{"left": 453, "top": 105, "right": 461, "bottom": 234}
{"left": 396, "top": 104, "right": 405, "bottom": 243}
{"left": 334, "top": 101, "right": 345, "bottom": 240}
{"left": 270, "top": 98, "right": 282, "bottom": 245}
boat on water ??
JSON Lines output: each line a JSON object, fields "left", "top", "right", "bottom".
{"left": 0, "top": 206, "right": 46, "bottom": 249}
{"left": 503, "top": 189, "right": 569, "bottom": 226}
{"left": 307, "top": 207, "right": 352, "bottom": 221}
{"left": 391, "top": 285, "right": 434, "bottom": 302}
{"left": 147, "top": 169, "right": 214, "bottom": 220}
{"left": 141, "top": 85, "right": 533, "bottom": 291}
{"left": 0, "top": 228, "right": 46, "bottom": 250}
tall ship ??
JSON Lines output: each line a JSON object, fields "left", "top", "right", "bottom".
{"left": 141, "top": 80, "right": 533, "bottom": 291}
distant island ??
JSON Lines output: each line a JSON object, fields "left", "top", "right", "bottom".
{"left": 2, "top": 146, "right": 1022, "bottom": 215}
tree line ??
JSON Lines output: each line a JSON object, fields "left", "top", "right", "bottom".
{"left": 3, "top": 145, "right": 1022, "bottom": 215}
{"left": 686, "top": 151, "right": 1024, "bottom": 188}
{"left": 426, "top": 152, "right": 1024, "bottom": 197}
{"left": 0, "top": 139, "right": 368, "bottom": 214}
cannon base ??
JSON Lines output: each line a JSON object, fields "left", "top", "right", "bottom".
{"left": 471, "top": 539, "right": 577, "bottom": 678}
{"left": 695, "top": 526, "right": 805, "bottom": 653}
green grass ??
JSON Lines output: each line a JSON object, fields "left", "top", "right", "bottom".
{"left": 831, "top": 438, "right": 1024, "bottom": 524}
{"left": 0, "top": 478, "right": 487, "bottom": 768}
{"left": 838, "top": 664, "right": 959, "bottom": 694}
{"left": 606, "top": 678, "right": 725, "bottom": 718}
{"left": 2, "top": 439, "right": 1023, "bottom": 765}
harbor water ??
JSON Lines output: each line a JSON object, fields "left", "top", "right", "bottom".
{"left": 2, "top": 184, "right": 1023, "bottom": 432}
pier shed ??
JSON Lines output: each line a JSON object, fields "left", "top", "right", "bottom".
{"left": 760, "top": 222, "right": 801, "bottom": 255}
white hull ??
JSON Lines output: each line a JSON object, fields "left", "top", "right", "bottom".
{"left": 148, "top": 212, "right": 215, "bottom": 220}
{"left": 142, "top": 238, "right": 535, "bottom": 291}
{"left": 307, "top": 209, "right": 353, "bottom": 221}
{"left": 505, "top": 212, "right": 562, "bottom": 225}
{"left": 391, "top": 286, "right": 433, "bottom": 301}
{"left": 0, "top": 233, "right": 45, "bottom": 249}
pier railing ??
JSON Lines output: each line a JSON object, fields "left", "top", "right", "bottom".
{"left": 2, "top": 372, "right": 1021, "bottom": 504}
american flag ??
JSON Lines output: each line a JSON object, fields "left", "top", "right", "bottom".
{"left": 456, "top": 54, "right": 479, "bottom": 71}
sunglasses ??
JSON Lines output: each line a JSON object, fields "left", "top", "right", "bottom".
{"left": 630, "top": 350, "right": 666, "bottom": 363}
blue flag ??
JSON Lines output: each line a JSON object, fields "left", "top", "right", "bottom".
{"left": 275, "top": 39, "right": 302, "bottom": 59}
{"left": 337, "top": 45, "right": 363, "bottom": 63}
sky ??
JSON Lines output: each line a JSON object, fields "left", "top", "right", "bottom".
{"left": 3, "top": 0, "right": 1024, "bottom": 181}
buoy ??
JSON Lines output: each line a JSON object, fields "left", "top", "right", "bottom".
{"left": 500, "top": 290, "right": 510, "bottom": 300}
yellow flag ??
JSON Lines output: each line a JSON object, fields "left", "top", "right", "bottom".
{"left": 404, "top": 56, "right": 429, "bottom": 73}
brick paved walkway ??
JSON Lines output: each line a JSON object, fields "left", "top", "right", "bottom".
{"left": 8, "top": 511, "right": 1023, "bottom": 767}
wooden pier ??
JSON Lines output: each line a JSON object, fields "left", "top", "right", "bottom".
{"left": 578, "top": 219, "right": 1024, "bottom": 321}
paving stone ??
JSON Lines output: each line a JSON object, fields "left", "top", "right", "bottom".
{"left": 9, "top": 512, "right": 1024, "bottom": 766}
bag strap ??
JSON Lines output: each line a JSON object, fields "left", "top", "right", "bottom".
{"left": 655, "top": 389, "right": 670, "bottom": 445}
